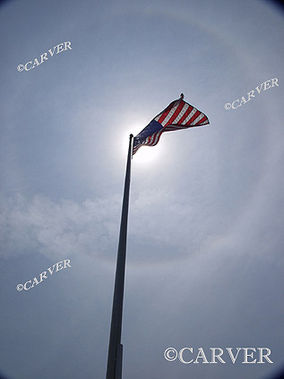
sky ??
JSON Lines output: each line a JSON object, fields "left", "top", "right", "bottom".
{"left": 0, "top": 0, "right": 283, "bottom": 378}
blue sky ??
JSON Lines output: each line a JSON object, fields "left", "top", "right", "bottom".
{"left": 0, "top": 0, "right": 283, "bottom": 378}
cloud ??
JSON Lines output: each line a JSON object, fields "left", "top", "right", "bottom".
{"left": 0, "top": 188, "right": 235, "bottom": 263}
{"left": 0, "top": 194, "right": 121, "bottom": 260}
{"left": 0, "top": 191, "right": 211, "bottom": 261}
{"left": 1, "top": 144, "right": 283, "bottom": 265}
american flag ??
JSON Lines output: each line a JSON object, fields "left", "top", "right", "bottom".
{"left": 132, "top": 94, "right": 209, "bottom": 155}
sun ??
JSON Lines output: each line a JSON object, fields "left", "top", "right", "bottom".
{"left": 119, "top": 121, "right": 163, "bottom": 165}
{"left": 132, "top": 143, "right": 163, "bottom": 165}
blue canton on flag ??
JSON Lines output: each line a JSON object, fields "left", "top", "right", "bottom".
{"left": 133, "top": 94, "right": 209, "bottom": 155}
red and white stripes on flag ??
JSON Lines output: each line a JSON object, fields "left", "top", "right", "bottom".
{"left": 132, "top": 94, "right": 209, "bottom": 155}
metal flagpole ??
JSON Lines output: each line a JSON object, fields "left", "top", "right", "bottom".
{"left": 106, "top": 134, "right": 134, "bottom": 379}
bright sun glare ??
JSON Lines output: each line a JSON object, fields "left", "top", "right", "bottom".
{"left": 120, "top": 122, "right": 163, "bottom": 165}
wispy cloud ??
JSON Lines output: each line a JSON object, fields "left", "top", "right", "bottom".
{"left": 0, "top": 194, "right": 121, "bottom": 260}
{"left": 0, "top": 189, "right": 239, "bottom": 263}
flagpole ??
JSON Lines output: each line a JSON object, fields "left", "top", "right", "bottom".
{"left": 106, "top": 133, "right": 134, "bottom": 379}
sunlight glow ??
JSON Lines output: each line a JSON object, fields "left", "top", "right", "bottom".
{"left": 133, "top": 143, "right": 163, "bottom": 165}
{"left": 120, "top": 120, "right": 163, "bottom": 166}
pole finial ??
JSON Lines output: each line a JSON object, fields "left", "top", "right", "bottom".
{"left": 180, "top": 93, "right": 184, "bottom": 100}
